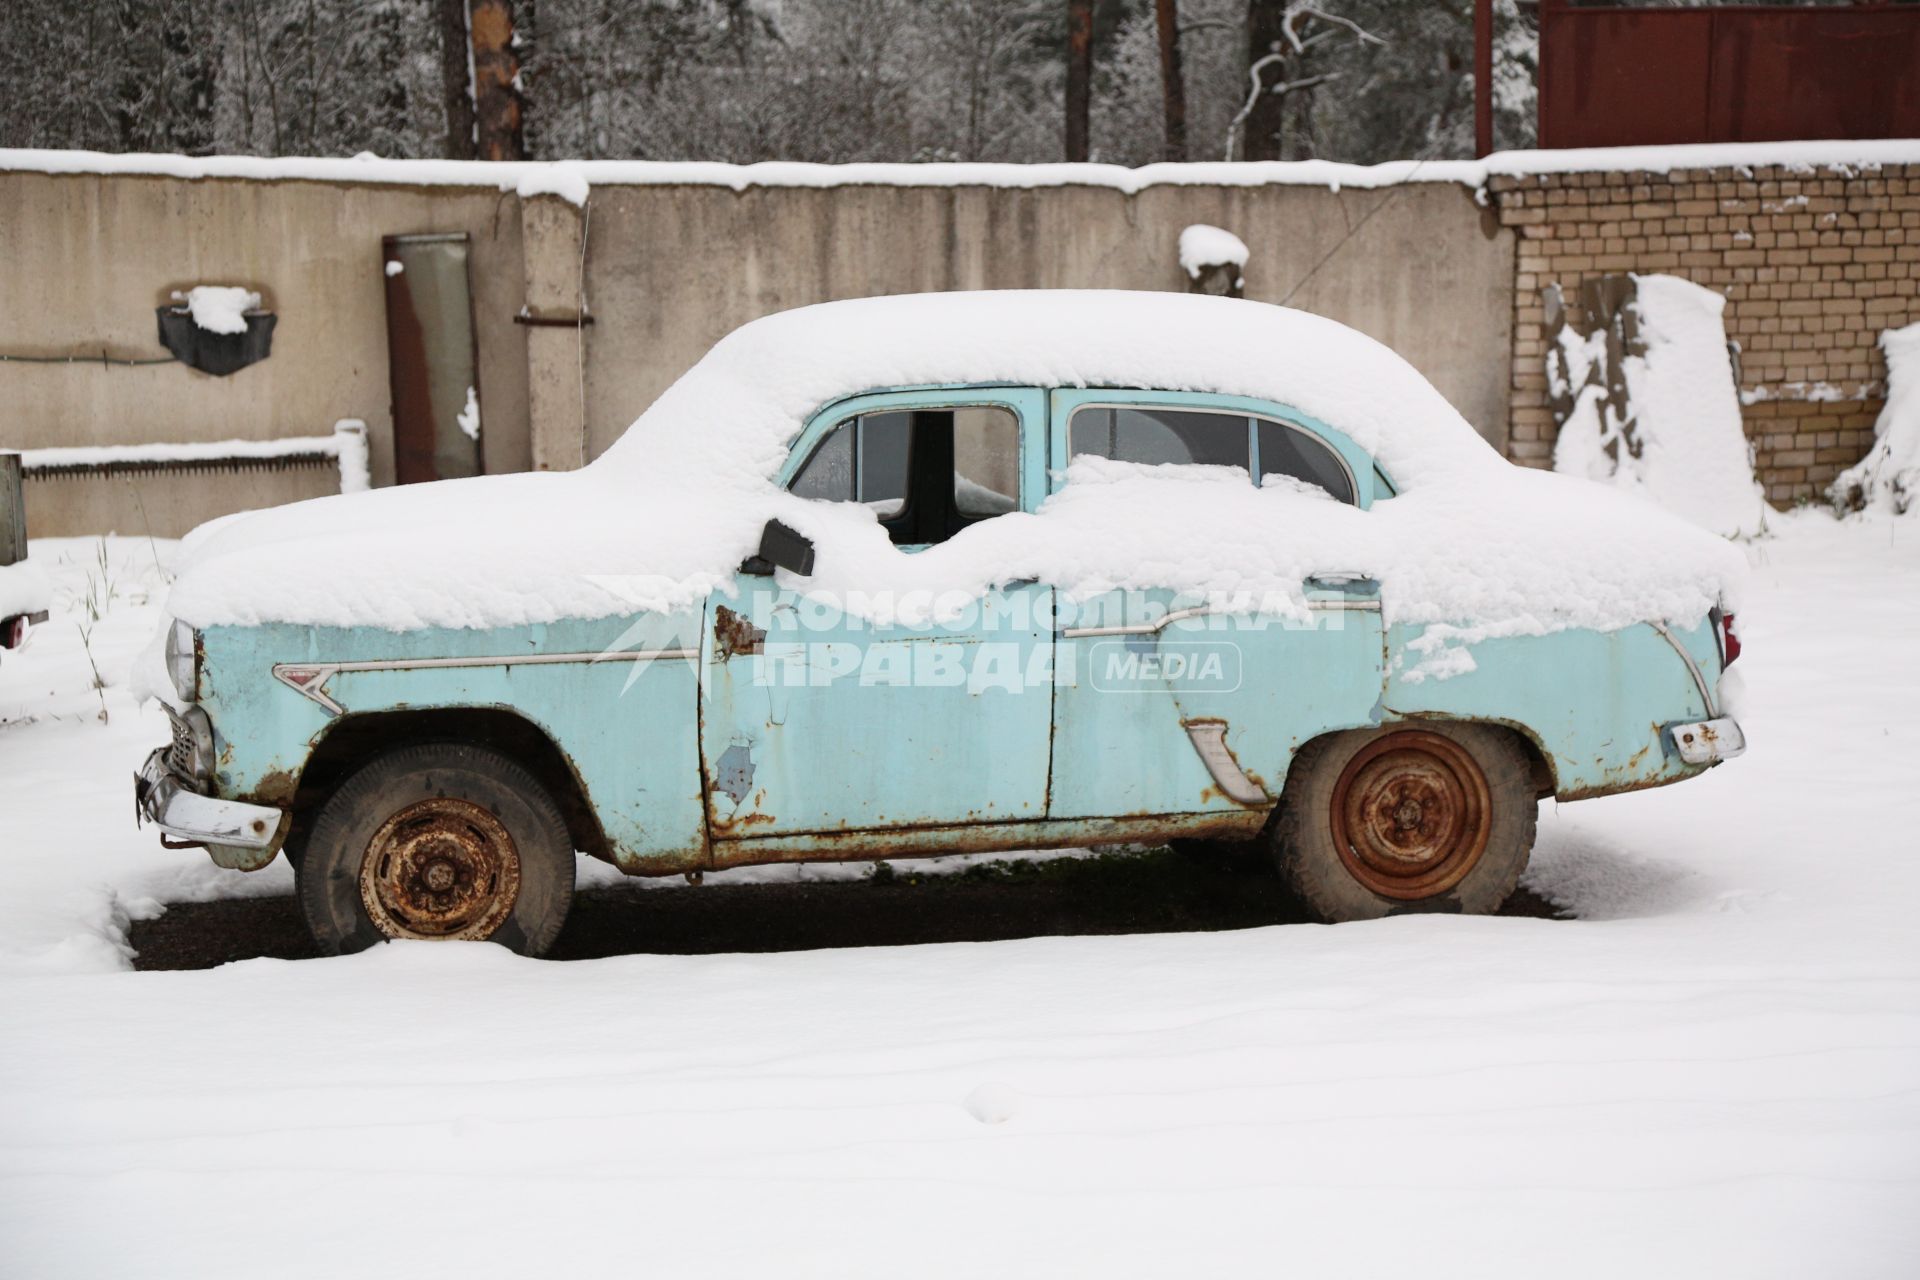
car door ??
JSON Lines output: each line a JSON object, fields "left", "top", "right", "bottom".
{"left": 1045, "top": 389, "right": 1388, "bottom": 819}
{"left": 699, "top": 388, "right": 1054, "bottom": 840}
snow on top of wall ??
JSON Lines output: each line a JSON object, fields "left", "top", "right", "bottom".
{"left": 5, "top": 139, "right": 1917, "bottom": 204}
{"left": 24, "top": 420, "right": 371, "bottom": 497}
{"left": 23, "top": 431, "right": 354, "bottom": 472}
{"left": 1832, "top": 323, "right": 1920, "bottom": 515}
{"left": 1178, "top": 225, "right": 1250, "bottom": 280}
{"left": 159, "top": 290, "right": 1745, "bottom": 644}
{"left": 1554, "top": 274, "right": 1768, "bottom": 539}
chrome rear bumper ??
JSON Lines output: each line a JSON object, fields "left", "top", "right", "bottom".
{"left": 134, "top": 747, "right": 284, "bottom": 850}
{"left": 1666, "top": 717, "right": 1747, "bottom": 766}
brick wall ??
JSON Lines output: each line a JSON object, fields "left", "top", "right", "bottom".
{"left": 1491, "top": 164, "right": 1919, "bottom": 504}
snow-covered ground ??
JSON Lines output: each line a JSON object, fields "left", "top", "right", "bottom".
{"left": 2, "top": 521, "right": 1917, "bottom": 1277}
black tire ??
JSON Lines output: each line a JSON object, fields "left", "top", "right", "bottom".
{"left": 1272, "top": 723, "right": 1536, "bottom": 922}
{"left": 297, "top": 743, "right": 574, "bottom": 957}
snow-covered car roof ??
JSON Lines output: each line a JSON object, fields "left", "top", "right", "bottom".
{"left": 599, "top": 291, "right": 1503, "bottom": 493}
{"left": 154, "top": 291, "right": 1747, "bottom": 652}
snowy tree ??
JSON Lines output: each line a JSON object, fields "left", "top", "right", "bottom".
{"left": 0, "top": 0, "right": 1544, "bottom": 164}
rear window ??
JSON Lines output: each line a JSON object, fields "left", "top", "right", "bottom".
{"left": 1068, "top": 404, "right": 1354, "bottom": 505}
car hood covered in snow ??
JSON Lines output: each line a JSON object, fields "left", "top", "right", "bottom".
{"left": 157, "top": 291, "right": 1747, "bottom": 638}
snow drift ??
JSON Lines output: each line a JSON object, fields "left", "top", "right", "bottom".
{"left": 156, "top": 291, "right": 1745, "bottom": 640}
{"left": 1831, "top": 323, "right": 1920, "bottom": 516}
{"left": 1553, "top": 274, "right": 1767, "bottom": 539}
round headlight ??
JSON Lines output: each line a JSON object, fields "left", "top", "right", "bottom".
{"left": 166, "top": 619, "right": 199, "bottom": 702}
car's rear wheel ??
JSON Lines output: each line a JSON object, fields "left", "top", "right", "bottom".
{"left": 297, "top": 743, "right": 574, "bottom": 957}
{"left": 1272, "top": 723, "right": 1535, "bottom": 921}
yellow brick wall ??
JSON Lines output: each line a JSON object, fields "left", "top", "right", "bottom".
{"left": 1490, "top": 164, "right": 1918, "bottom": 504}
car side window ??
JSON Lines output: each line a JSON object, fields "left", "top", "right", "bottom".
{"left": 1256, "top": 419, "right": 1354, "bottom": 504}
{"left": 790, "top": 410, "right": 911, "bottom": 516}
{"left": 1069, "top": 406, "right": 1249, "bottom": 473}
{"left": 789, "top": 404, "right": 1022, "bottom": 546}
{"left": 952, "top": 406, "right": 1020, "bottom": 518}
{"left": 1067, "top": 403, "right": 1355, "bottom": 505}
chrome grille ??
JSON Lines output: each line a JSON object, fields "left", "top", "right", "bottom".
{"left": 167, "top": 714, "right": 194, "bottom": 775}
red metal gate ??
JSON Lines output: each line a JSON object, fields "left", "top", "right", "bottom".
{"left": 1538, "top": 1, "right": 1920, "bottom": 149}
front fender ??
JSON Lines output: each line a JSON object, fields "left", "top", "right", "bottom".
{"left": 194, "top": 614, "right": 709, "bottom": 870}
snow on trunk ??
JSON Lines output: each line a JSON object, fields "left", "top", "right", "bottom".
{"left": 1552, "top": 273, "right": 1767, "bottom": 539}
{"left": 1830, "top": 323, "right": 1920, "bottom": 515}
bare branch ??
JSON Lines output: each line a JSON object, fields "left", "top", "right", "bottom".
{"left": 1294, "top": 5, "right": 1387, "bottom": 48}
{"left": 1224, "top": 48, "right": 1341, "bottom": 161}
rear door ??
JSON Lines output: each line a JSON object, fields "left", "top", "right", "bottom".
{"left": 1044, "top": 390, "right": 1388, "bottom": 818}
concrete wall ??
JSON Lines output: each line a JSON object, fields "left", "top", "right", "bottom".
{"left": 0, "top": 168, "right": 1514, "bottom": 538}
{"left": 0, "top": 171, "right": 530, "bottom": 535}
{"left": 577, "top": 182, "right": 1514, "bottom": 460}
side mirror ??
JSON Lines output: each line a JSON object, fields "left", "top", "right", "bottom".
{"left": 741, "top": 519, "right": 815, "bottom": 577}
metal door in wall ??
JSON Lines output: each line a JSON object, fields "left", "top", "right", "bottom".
{"left": 382, "top": 233, "right": 482, "bottom": 484}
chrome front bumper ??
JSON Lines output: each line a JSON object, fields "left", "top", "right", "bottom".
{"left": 1666, "top": 717, "right": 1747, "bottom": 766}
{"left": 134, "top": 747, "right": 284, "bottom": 850}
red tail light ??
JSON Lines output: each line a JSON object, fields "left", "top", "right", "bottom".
{"left": 1719, "top": 611, "right": 1741, "bottom": 667}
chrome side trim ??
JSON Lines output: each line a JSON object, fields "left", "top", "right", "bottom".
{"left": 1062, "top": 605, "right": 1214, "bottom": 639}
{"left": 1060, "top": 596, "right": 1378, "bottom": 638}
{"left": 1181, "top": 718, "right": 1271, "bottom": 806}
{"left": 1649, "top": 621, "right": 1717, "bottom": 718}
{"left": 272, "top": 647, "right": 699, "bottom": 717}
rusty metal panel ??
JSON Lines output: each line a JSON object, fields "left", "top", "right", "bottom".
{"left": 382, "top": 233, "right": 482, "bottom": 485}
{"left": 1707, "top": 8, "right": 1920, "bottom": 142}
{"left": 1540, "top": 5, "right": 1716, "bottom": 148}
{"left": 1539, "top": 2, "right": 1920, "bottom": 149}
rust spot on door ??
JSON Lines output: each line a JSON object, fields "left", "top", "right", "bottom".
{"left": 713, "top": 606, "right": 765, "bottom": 659}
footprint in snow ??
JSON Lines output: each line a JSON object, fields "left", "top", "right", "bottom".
{"left": 963, "top": 1082, "right": 1022, "bottom": 1125}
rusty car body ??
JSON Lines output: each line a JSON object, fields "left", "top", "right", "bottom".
{"left": 135, "top": 375, "right": 1746, "bottom": 951}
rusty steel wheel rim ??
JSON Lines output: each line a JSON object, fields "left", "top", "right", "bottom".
{"left": 1330, "top": 731, "right": 1493, "bottom": 901}
{"left": 359, "top": 797, "right": 521, "bottom": 941}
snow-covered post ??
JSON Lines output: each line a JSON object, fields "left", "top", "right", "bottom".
{"left": 1179, "top": 224, "right": 1249, "bottom": 298}
{"left": 332, "top": 420, "right": 371, "bottom": 495}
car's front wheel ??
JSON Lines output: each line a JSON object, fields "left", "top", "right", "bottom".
{"left": 1272, "top": 723, "right": 1536, "bottom": 921}
{"left": 297, "top": 743, "right": 574, "bottom": 957}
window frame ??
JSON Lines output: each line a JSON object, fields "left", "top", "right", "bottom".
{"left": 1048, "top": 388, "right": 1381, "bottom": 509}
{"left": 778, "top": 387, "right": 1048, "bottom": 531}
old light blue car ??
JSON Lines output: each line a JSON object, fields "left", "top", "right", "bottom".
{"left": 134, "top": 292, "right": 1746, "bottom": 956}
